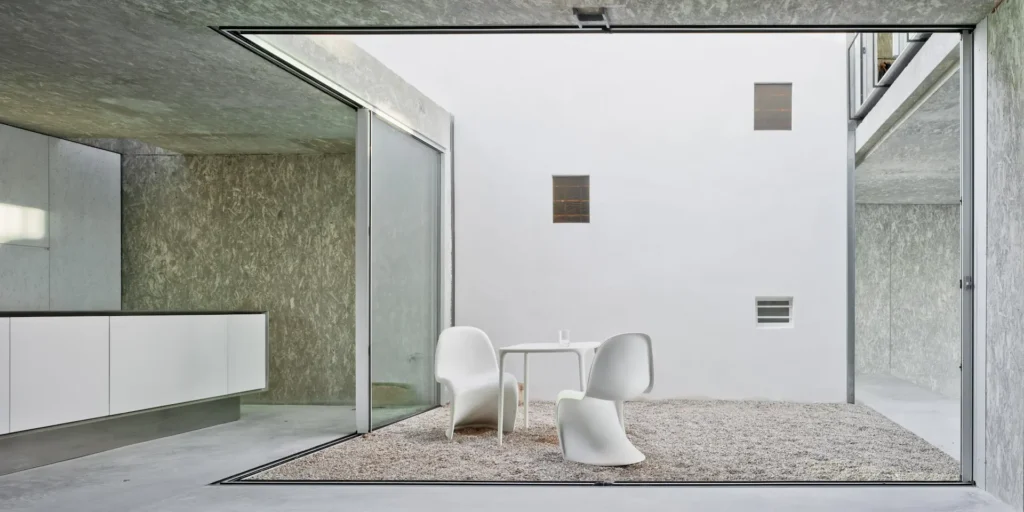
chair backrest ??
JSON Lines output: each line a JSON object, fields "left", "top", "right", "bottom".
{"left": 584, "top": 333, "right": 654, "bottom": 401}
{"left": 435, "top": 326, "right": 499, "bottom": 383}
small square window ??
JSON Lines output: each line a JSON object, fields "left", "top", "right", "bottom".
{"left": 553, "top": 175, "right": 589, "bottom": 223}
{"left": 754, "top": 83, "right": 792, "bottom": 131}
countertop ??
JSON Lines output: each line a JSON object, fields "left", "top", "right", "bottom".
{"left": 0, "top": 310, "right": 267, "bottom": 317}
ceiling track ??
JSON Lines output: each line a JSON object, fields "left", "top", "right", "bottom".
{"left": 216, "top": 25, "right": 974, "bottom": 35}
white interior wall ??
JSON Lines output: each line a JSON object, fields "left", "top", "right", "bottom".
{"left": 350, "top": 33, "right": 849, "bottom": 402}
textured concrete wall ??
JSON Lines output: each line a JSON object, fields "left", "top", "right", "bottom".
{"left": 855, "top": 204, "right": 960, "bottom": 399}
{"left": 986, "top": 0, "right": 1024, "bottom": 507}
{"left": 121, "top": 154, "right": 356, "bottom": 405}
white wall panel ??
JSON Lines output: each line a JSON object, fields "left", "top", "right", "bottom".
{"left": 48, "top": 139, "right": 121, "bottom": 310}
{"left": 9, "top": 317, "right": 109, "bottom": 432}
{"left": 351, "top": 33, "right": 849, "bottom": 402}
{"left": 227, "top": 314, "right": 267, "bottom": 393}
{"left": 110, "top": 315, "right": 228, "bottom": 414}
{"left": 0, "top": 124, "right": 49, "bottom": 248}
{"left": 0, "top": 318, "right": 9, "bottom": 434}
{"left": 0, "top": 245, "right": 48, "bottom": 310}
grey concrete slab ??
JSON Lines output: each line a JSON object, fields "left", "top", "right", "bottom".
{"left": 0, "top": 405, "right": 354, "bottom": 512}
{"left": 0, "top": 402, "right": 1012, "bottom": 512}
{"left": 124, "top": 483, "right": 1015, "bottom": 512}
{"left": 0, "top": 397, "right": 240, "bottom": 477}
{"left": 986, "top": 0, "right": 1024, "bottom": 507}
{"left": 856, "top": 72, "right": 961, "bottom": 205}
{"left": 857, "top": 373, "right": 960, "bottom": 460}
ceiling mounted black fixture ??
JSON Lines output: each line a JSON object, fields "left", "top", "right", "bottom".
{"left": 572, "top": 7, "right": 610, "bottom": 29}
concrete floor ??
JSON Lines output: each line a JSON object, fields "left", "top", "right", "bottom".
{"left": 856, "top": 374, "right": 961, "bottom": 460}
{"left": 0, "top": 404, "right": 1011, "bottom": 512}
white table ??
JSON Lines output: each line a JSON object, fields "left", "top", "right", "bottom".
{"left": 497, "top": 341, "right": 601, "bottom": 445}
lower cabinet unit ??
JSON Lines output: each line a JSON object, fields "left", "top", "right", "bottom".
{"left": 227, "top": 314, "right": 268, "bottom": 394}
{"left": 0, "top": 313, "right": 265, "bottom": 436}
{"left": 109, "top": 315, "right": 229, "bottom": 415}
{"left": 9, "top": 317, "right": 110, "bottom": 432}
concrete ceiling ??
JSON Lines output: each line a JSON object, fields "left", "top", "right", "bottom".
{"left": 0, "top": 0, "right": 992, "bottom": 154}
{"left": 856, "top": 71, "right": 961, "bottom": 204}
{"left": 0, "top": 1, "right": 358, "bottom": 154}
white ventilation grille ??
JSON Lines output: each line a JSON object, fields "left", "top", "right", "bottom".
{"left": 756, "top": 297, "right": 793, "bottom": 327}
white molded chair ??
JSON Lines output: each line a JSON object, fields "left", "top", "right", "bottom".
{"left": 555, "top": 333, "right": 654, "bottom": 466}
{"left": 435, "top": 326, "right": 519, "bottom": 440}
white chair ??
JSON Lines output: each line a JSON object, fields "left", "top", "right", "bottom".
{"left": 435, "top": 326, "right": 519, "bottom": 440}
{"left": 555, "top": 333, "right": 654, "bottom": 466}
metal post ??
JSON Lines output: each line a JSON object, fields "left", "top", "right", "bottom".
{"left": 846, "top": 118, "right": 857, "bottom": 405}
{"left": 355, "top": 109, "right": 372, "bottom": 434}
{"left": 959, "top": 29, "right": 976, "bottom": 483}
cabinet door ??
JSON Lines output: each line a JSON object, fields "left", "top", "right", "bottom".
{"left": 48, "top": 139, "right": 121, "bottom": 310}
{"left": 227, "top": 314, "right": 267, "bottom": 394}
{"left": 109, "top": 315, "right": 228, "bottom": 415}
{"left": 0, "top": 318, "right": 9, "bottom": 434}
{"left": 9, "top": 317, "right": 110, "bottom": 432}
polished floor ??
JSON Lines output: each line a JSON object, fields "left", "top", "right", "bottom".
{"left": 0, "top": 405, "right": 1011, "bottom": 512}
{"left": 856, "top": 374, "right": 961, "bottom": 459}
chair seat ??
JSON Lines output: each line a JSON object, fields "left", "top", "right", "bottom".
{"left": 556, "top": 389, "right": 585, "bottom": 404}
{"left": 448, "top": 372, "right": 517, "bottom": 394}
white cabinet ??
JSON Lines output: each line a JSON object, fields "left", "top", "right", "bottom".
{"left": 0, "top": 318, "right": 9, "bottom": 434}
{"left": 9, "top": 317, "right": 109, "bottom": 432}
{"left": 0, "top": 313, "right": 265, "bottom": 436}
{"left": 110, "top": 315, "right": 229, "bottom": 415}
{"left": 227, "top": 314, "right": 267, "bottom": 394}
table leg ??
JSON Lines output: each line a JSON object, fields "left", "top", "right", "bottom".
{"left": 576, "top": 350, "right": 586, "bottom": 391}
{"left": 524, "top": 353, "right": 529, "bottom": 429}
{"left": 498, "top": 352, "right": 506, "bottom": 445}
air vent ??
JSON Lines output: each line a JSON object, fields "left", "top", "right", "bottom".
{"left": 756, "top": 297, "right": 793, "bottom": 327}
{"left": 573, "top": 7, "right": 610, "bottom": 28}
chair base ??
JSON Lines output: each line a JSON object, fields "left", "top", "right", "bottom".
{"left": 444, "top": 373, "right": 519, "bottom": 440}
{"left": 556, "top": 394, "right": 645, "bottom": 466}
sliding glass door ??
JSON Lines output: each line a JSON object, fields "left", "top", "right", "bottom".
{"left": 367, "top": 113, "right": 443, "bottom": 429}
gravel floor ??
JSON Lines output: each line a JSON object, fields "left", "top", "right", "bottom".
{"left": 248, "top": 400, "right": 959, "bottom": 482}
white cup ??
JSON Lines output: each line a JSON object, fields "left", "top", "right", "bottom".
{"left": 558, "top": 329, "right": 571, "bottom": 346}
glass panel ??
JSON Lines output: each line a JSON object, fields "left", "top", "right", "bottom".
{"left": 854, "top": 40, "right": 963, "bottom": 477}
{"left": 369, "top": 114, "right": 441, "bottom": 429}
{"left": 876, "top": 33, "right": 898, "bottom": 83}
{"left": 850, "top": 34, "right": 863, "bottom": 116}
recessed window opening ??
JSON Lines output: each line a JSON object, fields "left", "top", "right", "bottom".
{"left": 553, "top": 175, "right": 590, "bottom": 223}
{"left": 754, "top": 83, "right": 793, "bottom": 130}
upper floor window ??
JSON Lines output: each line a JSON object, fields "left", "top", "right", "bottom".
{"left": 754, "top": 83, "right": 793, "bottom": 131}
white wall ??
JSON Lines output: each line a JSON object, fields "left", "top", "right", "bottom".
{"left": 350, "top": 33, "right": 849, "bottom": 402}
